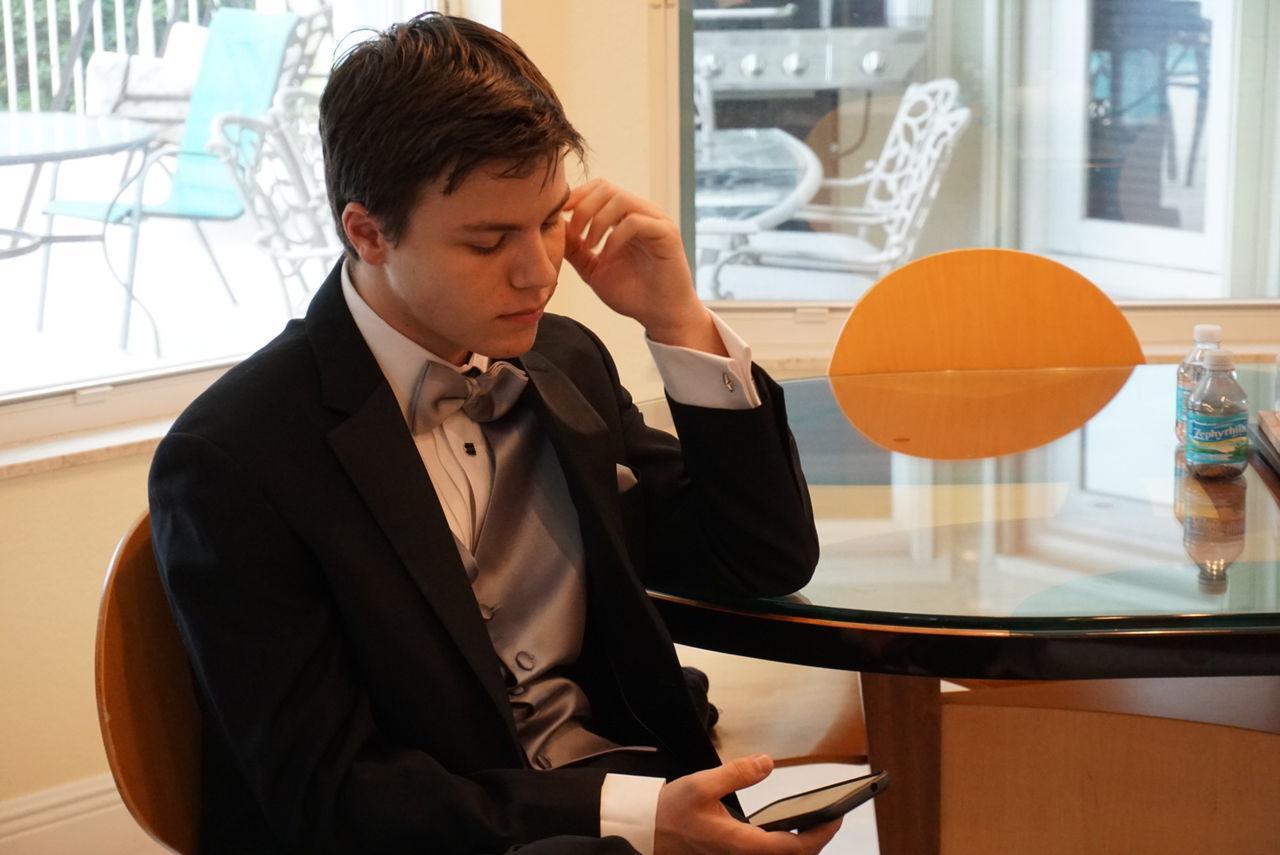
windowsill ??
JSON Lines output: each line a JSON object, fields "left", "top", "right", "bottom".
{"left": 0, "top": 418, "right": 170, "bottom": 481}
{"left": 0, "top": 364, "right": 229, "bottom": 455}
{"left": 1, "top": 346, "right": 1273, "bottom": 481}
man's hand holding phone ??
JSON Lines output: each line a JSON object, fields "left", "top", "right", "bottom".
{"left": 653, "top": 755, "right": 843, "bottom": 855}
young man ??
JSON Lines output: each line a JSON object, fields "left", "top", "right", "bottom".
{"left": 149, "top": 13, "right": 837, "bottom": 855}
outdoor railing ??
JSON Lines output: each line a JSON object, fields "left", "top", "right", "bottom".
{"left": 1, "top": 0, "right": 225, "bottom": 112}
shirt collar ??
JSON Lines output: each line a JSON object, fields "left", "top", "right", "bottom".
{"left": 340, "top": 260, "right": 490, "bottom": 425}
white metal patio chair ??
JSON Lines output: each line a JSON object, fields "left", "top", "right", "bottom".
{"left": 700, "top": 78, "right": 971, "bottom": 301}
{"left": 208, "top": 88, "right": 340, "bottom": 315}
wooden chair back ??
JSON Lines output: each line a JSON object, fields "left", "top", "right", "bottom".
{"left": 95, "top": 511, "right": 200, "bottom": 854}
{"left": 828, "top": 248, "right": 1145, "bottom": 376}
{"left": 826, "top": 249, "right": 1143, "bottom": 459}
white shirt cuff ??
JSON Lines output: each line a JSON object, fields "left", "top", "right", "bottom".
{"left": 599, "top": 773, "right": 665, "bottom": 855}
{"left": 646, "top": 311, "right": 762, "bottom": 410}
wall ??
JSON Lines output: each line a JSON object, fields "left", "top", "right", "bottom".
{"left": 0, "top": 0, "right": 669, "bottom": 808}
{"left": 0, "top": 454, "right": 149, "bottom": 800}
{"left": 503, "top": 0, "right": 668, "bottom": 403}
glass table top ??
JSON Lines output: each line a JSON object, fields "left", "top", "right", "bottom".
{"left": 693, "top": 127, "right": 819, "bottom": 225}
{"left": 0, "top": 111, "right": 157, "bottom": 165}
{"left": 648, "top": 364, "right": 1280, "bottom": 635}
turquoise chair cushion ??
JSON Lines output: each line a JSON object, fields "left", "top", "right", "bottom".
{"left": 45, "top": 7, "right": 300, "bottom": 224}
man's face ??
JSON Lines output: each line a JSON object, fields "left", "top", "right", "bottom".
{"left": 356, "top": 157, "right": 570, "bottom": 364}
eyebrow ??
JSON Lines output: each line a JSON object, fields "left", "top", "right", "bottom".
{"left": 458, "top": 188, "right": 572, "bottom": 233}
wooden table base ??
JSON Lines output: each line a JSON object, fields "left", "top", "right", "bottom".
{"left": 861, "top": 673, "right": 941, "bottom": 855}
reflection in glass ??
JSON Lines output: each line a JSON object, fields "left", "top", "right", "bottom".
{"left": 688, "top": 0, "right": 948, "bottom": 301}
{"left": 828, "top": 366, "right": 1132, "bottom": 461}
{"left": 773, "top": 365, "right": 1280, "bottom": 622}
{"left": 1087, "top": 0, "right": 1212, "bottom": 230}
{"left": 1180, "top": 474, "right": 1246, "bottom": 593}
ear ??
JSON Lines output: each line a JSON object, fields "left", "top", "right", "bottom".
{"left": 341, "top": 202, "right": 389, "bottom": 265}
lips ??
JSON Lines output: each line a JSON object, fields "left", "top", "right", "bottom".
{"left": 500, "top": 307, "right": 544, "bottom": 323}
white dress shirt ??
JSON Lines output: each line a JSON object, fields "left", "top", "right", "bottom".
{"left": 341, "top": 262, "right": 760, "bottom": 854}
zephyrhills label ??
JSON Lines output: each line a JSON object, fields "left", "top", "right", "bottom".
{"left": 1186, "top": 413, "right": 1249, "bottom": 464}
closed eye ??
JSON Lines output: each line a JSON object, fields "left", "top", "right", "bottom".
{"left": 468, "top": 236, "right": 505, "bottom": 255}
{"left": 468, "top": 218, "right": 560, "bottom": 254}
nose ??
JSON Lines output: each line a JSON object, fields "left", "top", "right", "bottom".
{"left": 510, "top": 231, "right": 560, "bottom": 291}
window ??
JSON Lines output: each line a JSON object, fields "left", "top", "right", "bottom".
{"left": 683, "top": 0, "right": 1280, "bottom": 360}
{"left": 0, "top": 0, "right": 445, "bottom": 443}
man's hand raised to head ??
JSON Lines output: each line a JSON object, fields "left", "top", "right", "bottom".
{"left": 654, "top": 755, "right": 842, "bottom": 855}
{"left": 563, "top": 179, "right": 726, "bottom": 357}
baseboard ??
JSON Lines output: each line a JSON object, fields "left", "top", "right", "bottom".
{"left": 0, "top": 774, "right": 164, "bottom": 854}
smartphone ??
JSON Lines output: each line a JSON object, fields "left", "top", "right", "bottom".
{"left": 746, "top": 770, "right": 889, "bottom": 832}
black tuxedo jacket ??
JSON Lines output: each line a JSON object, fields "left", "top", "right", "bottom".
{"left": 149, "top": 264, "right": 818, "bottom": 854}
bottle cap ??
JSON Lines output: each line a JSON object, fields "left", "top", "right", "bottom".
{"left": 1198, "top": 570, "right": 1228, "bottom": 595}
{"left": 1193, "top": 324, "right": 1223, "bottom": 344}
{"left": 1204, "top": 349, "right": 1235, "bottom": 370}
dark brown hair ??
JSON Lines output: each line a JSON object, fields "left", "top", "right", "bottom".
{"left": 319, "top": 13, "right": 585, "bottom": 256}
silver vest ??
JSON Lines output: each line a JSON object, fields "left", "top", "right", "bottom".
{"left": 452, "top": 406, "right": 625, "bottom": 770}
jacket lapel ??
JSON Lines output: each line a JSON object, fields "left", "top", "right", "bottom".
{"left": 519, "top": 350, "right": 669, "bottom": 651}
{"left": 304, "top": 268, "right": 517, "bottom": 742}
{"left": 519, "top": 349, "right": 633, "bottom": 566}
{"left": 521, "top": 349, "right": 718, "bottom": 769}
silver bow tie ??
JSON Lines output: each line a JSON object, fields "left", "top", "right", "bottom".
{"left": 409, "top": 360, "right": 529, "bottom": 434}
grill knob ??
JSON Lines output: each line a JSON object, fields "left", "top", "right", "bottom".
{"left": 740, "top": 53, "right": 767, "bottom": 77}
{"left": 781, "top": 52, "right": 808, "bottom": 76}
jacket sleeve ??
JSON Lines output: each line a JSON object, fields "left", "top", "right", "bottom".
{"left": 565, "top": 320, "right": 819, "bottom": 598}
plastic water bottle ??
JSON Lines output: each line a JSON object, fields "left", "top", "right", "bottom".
{"left": 1180, "top": 474, "right": 1246, "bottom": 593}
{"left": 1174, "top": 324, "right": 1223, "bottom": 442}
{"left": 1185, "top": 349, "right": 1250, "bottom": 479}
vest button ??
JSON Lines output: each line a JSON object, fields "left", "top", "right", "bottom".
{"left": 515, "top": 651, "right": 536, "bottom": 671}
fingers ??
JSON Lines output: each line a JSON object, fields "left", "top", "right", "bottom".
{"left": 694, "top": 754, "right": 775, "bottom": 801}
{"left": 562, "top": 229, "right": 597, "bottom": 282}
{"left": 564, "top": 178, "right": 666, "bottom": 252}
{"left": 594, "top": 212, "right": 682, "bottom": 264}
{"left": 663, "top": 754, "right": 775, "bottom": 807}
{"left": 562, "top": 177, "right": 697, "bottom": 331}
{"left": 579, "top": 192, "right": 630, "bottom": 252}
